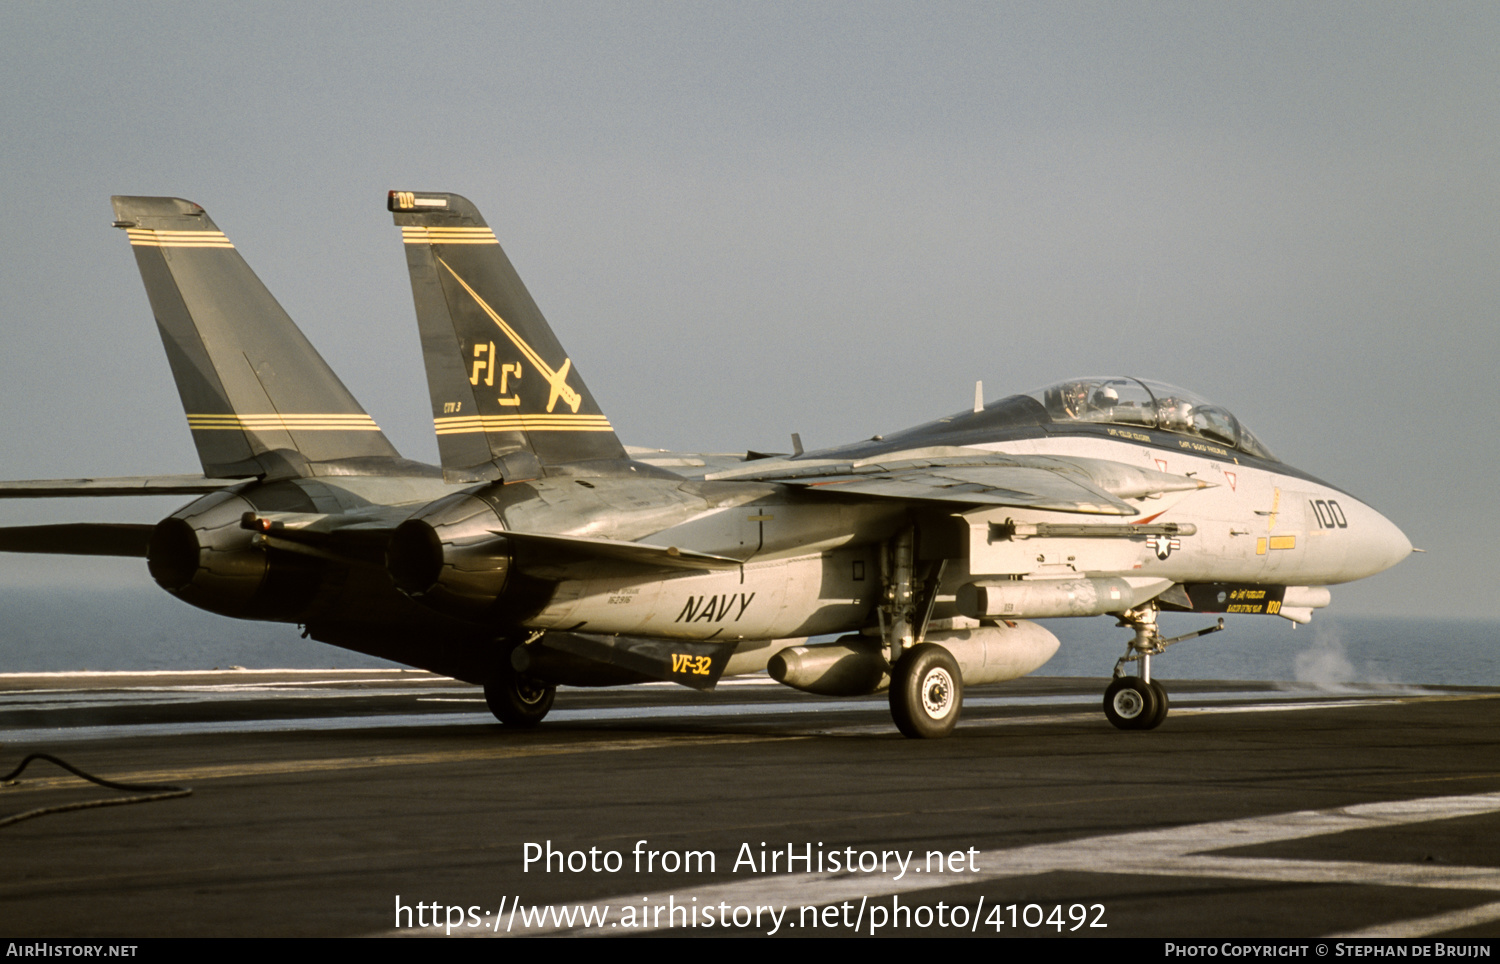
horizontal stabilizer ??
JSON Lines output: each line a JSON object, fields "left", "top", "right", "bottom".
{"left": 0, "top": 475, "right": 240, "bottom": 498}
{"left": 0, "top": 523, "right": 153, "bottom": 557}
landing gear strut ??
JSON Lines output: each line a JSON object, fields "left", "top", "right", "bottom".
{"left": 1104, "top": 606, "right": 1222, "bottom": 731}
{"left": 879, "top": 526, "right": 956, "bottom": 739}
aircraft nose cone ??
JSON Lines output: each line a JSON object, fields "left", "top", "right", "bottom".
{"left": 1358, "top": 507, "right": 1413, "bottom": 578}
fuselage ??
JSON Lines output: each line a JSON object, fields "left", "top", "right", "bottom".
{"left": 446, "top": 385, "right": 1411, "bottom": 643}
{"left": 154, "top": 384, "right": 1412, "bottom": 666}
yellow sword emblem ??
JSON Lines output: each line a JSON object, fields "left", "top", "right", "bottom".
{"left": 436, "top": 256, "right": 582, "bottom": 414}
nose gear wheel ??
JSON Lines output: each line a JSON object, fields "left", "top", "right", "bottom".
{"left": 1104, "top": 676, "right": 1167, "bottom": 730}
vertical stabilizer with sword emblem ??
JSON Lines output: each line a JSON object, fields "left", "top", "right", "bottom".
{"left": 389, "top": 190, "right": 626, "bottom": 483}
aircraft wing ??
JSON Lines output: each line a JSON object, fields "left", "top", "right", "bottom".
{"left": 0, "top": 476, "right": 240, "bottom": 498}
{"left": 710, "top": 450, "right": 1214, "bottom": 516}
{"left": 783, "top": 463, "right": 1137, "bottom": 514}
{"left": 623, "top": 446, "right": 748, "bottom": 478}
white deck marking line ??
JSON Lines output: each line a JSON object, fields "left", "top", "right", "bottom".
{"left": 416, "top": 791, "right": 1500, "bottom": 937}
{"left": 11, "top": 688, "right": 1467, "bottom": 744}
{"left": 1331, "top": 899, "right": 1500, "bottom": 938}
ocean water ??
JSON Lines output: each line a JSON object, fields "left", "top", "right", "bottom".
{"left": 0, "top": 584, "right": 393, "bottom": 673}
{"left": 1033, "top": 612, "right": 1498, "bottom": 687}
{"left": 0, "top": 583, "right": 1494, "bottom": 686}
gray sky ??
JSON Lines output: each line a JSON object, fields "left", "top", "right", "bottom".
{"left": 0, "top": 2, "right": 1494, "bottom": 619}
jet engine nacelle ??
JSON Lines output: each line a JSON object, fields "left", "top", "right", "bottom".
{"left": 386, "top": 491, "right": 511, "bottom": 621}
{"left": 147, "top": 489, "right": 323, "bottom": 620}
{"left": 768, "top": 622, "right": 1060, "bottom": 696}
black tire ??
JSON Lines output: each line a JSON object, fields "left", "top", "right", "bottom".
{"left": 1142, "top": 679, "right": 1169, "bottom": 730}
{"left": 484, "top": 670, "right": 556, "bottom": 727}
{"left": 889, "top": 643, "right": 963, "bottom": 739}
{"left": 1103, "top": 677, "right": 1159, "bottom": 730}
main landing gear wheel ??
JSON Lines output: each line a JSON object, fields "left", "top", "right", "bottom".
{"left": 890, "top": 643, "right": 963, "bottom": 739}
{"left": 1103, "top": 677, "right": 1163, "bottom": 731}
{"left": 484, "top": 670, "right": 556, "bottom": 727}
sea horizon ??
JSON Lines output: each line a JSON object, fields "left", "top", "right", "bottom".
{"left": 0, "top": 583, "right": 1492, "bottom": 688}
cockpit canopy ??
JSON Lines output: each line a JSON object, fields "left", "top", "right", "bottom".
{"left": 1026, "top": 376, "right": 1277, "bottom": 461}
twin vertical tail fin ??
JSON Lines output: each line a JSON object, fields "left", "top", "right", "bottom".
{"left": 388, "top": 190, "right": 626, "bottom": 483}
{"left": 112, "top": 196, "right": 402, "bottom": 479}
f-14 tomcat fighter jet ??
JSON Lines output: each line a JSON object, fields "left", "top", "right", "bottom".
{"left": 381, "top": 190, "right": 1411, "bottom": 736}
{"left": 0, "top": 194, "right": 1412, "bottom": 739}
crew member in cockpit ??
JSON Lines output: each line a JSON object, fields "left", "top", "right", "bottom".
{"left": 1157, "top": 396, "right": 1193, "bottom": 433}
{"left": 1087, "top": 384, "right": 1119, "bottom": 421}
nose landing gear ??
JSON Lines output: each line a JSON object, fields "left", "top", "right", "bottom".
{"left": 1104, "top": 606, "right": 1223, "bottom": 731}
